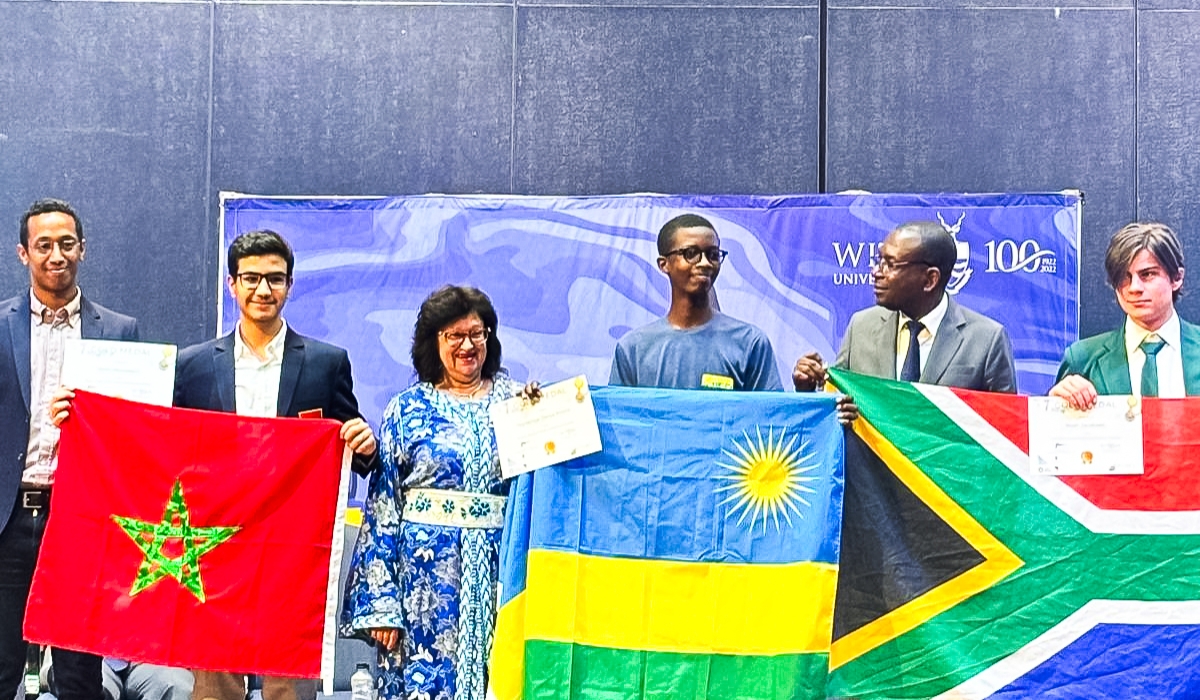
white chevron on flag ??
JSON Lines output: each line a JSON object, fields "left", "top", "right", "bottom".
{"left": 934, "top": 600, "right": 1200, "bottom": 700}
{"left": 916, "top": 385, "right": 1200, "bottom": 535}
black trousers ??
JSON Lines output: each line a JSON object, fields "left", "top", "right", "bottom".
{"left": 0, "top": 492, "right": 102, "bottom": 700}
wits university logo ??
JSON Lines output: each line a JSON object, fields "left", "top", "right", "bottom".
{"left": 830, "top": 212, "right": 1058, "bottom": 293}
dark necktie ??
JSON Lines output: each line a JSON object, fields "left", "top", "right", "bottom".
{"left": 38, "top": 307, "right": 70, "bottom": 329}
{"left": 900, "top": 319, "right": 924, "bottom": 382}
{"left": 1140, "top": 336, "right": 1167, "bottom": 398}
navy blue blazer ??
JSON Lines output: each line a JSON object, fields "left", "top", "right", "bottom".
{"left": 173, "top": 327, "right": 377, "bottom": 475}
{"left": 0, "top": 292, "right": 139, "bottom": 533}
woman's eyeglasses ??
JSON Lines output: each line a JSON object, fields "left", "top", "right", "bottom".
{"left": 440, "top": 328, "right": 490, "bottom": 348}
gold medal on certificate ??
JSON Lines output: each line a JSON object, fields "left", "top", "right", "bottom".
{"left": 1028, "top": 395, "right": 1145, "bottom": 475}
{"left": 491, "top": 375, "right": 603, "bottom": 478}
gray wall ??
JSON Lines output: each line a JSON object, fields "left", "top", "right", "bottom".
{"left": 0, "top": 0, "right": 1195, "bottom": 348}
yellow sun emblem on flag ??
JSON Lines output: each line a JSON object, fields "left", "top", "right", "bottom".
{"left": 715, "top": 426, "right": 820, "bottom": 533}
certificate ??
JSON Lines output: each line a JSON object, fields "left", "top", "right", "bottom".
{"left": 61, "top": 339, "right": 178, "bottom": 407}
{"left": 1027, "top": 396, "right": 1144, "bottom": 475}
{"left": 491, "top": 375, "right": 603, "bottom": 478}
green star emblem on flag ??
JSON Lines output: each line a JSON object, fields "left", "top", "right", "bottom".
{"left": 112, "top": 479, "right": 239, "bottom": 603}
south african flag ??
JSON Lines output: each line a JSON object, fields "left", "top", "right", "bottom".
{"left": 828, "top": 368, "right": 1200, "bottom": 699}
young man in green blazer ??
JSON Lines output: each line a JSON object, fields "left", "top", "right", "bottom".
{"left": 1051, "top": 221, "right": 1200, "bottom": 409}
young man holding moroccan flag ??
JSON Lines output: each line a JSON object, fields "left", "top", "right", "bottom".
{"left": 48, "top": 229, "right": 378, "bottom": 700}
{"left": 173, "top": 229, "right": 378, "bottom": 700}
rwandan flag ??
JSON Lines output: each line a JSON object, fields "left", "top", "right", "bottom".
{"left": 489, "top": 386, "right": 844, "bottom": 700}
{"left": 828, "top": 368, "right": 1200, "bottom": 699}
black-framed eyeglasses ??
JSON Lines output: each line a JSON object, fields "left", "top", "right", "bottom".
{"left": 440, "top": 328, "right": 490, "bottom": 348}
{"left": 236, "top": 272, "right": 291, "bottom": 290}
{"left": 663, "top": 246, "right": 728, "bottom": 265}
{"left": 871, "top": 258, "right": 933, "bottom": 274}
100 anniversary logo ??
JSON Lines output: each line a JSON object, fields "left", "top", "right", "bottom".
{"left": 831, "top": 212, "right": 1058, "bottom": 293}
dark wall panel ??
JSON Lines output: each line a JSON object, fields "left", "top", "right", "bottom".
{"left": 0, "top": 0, "right": 1175, "bottom": 348}
{"left": 211, "top": 4, "right": 514, "bottom": 197}
{"left": 208, "top": 2, "right": 515, "bottom": 335}
{"left": 0, "top": 2, "right": 212, "bottom": 346}
{"left": 1136, "top": 9, "right": 1200, "bottom": 326}
{"left": 826, "top": 8, "right": 1136, "bottom": 337}
{"left": 513, "top": 6, "right": 820, "bottom": 195}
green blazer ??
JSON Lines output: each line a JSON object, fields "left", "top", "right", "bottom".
{"left": 1055, "top": 318, "right": 1200, "bottom": 395}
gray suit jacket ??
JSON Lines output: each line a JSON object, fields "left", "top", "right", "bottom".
{"left": 834, "top": 296, "right": 1017, "bottom": 393}
{"left": 0, "top": 292, "right": 138, "bottom": 532}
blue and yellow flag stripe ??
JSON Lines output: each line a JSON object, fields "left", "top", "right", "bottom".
{"left": 490, "top": 387, "right": 845, "bottom": 700}
{"left": 527, "top": 388, "right": 844, "bottom": 566}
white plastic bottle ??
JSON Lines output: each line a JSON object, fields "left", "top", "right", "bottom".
{"left": 350, "top": 663, "right": 374, "bottom": 700}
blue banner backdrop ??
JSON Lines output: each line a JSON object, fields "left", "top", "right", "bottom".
{"left": 220, "top": 192, "right": 1079, "bottom": 430}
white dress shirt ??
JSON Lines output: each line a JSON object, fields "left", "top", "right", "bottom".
{"left": 22, "top": 290, "right": 83, "bottom": 487}
{"left": 233, "top": 321, "right": 287, "bottom": 417}
{"left": 894, "top": 293, "right": 950, "bottom": 379}
{"left": 1124, "top": 312, "right": 1185, "bottom": 398}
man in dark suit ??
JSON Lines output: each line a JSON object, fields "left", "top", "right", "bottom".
{"left": 176, "top": 229, "right": 377, "bottom": 700}
{"left": 0, "top": 199, "right": 137, "bottom": 700}
{"left": 793, "top": 220, "right": 1017, "bottom": 404}
{"left": 1051, "top": 221, "right": 1199, "bottom": 408}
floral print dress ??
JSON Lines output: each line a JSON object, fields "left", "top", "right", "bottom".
{"left": 341, "top": 375, "right": 517, "bottom": 700}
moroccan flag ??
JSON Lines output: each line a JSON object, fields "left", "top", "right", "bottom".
{"left": 488, "top": 386, "right": 844, "bottom": 700}
{"left": 24, "top": 391, "right": 351, "bottom": 679}
{"left": 827, "top": 368, "right": 1200, "bottom": 699}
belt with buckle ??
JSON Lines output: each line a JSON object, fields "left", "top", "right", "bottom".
{"left": 20, "top": 488, "right": 49, "bottom": 510}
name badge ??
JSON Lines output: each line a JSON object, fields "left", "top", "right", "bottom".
{"left": 700, "top": 373, "right": 734, "bottom": 390}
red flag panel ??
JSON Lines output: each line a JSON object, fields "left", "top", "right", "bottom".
{"left": 24, "top": 391, "right": 345, "bottom": 677}
{"left": 952, "top": 388, "right": 1200, "bottom": 512}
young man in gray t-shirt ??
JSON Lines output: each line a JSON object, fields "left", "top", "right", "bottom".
{"left": 609, "top": 213, "right": 783, "bottom": 391}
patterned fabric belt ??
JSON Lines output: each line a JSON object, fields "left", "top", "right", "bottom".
{"left": 402, "top": 487, "right": 506, "bottom": 529}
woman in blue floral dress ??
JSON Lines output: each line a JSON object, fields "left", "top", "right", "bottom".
{"left": 342, "top": 286, "right": 527, "bottom": 700}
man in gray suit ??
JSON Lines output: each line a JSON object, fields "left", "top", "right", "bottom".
{"left": 793, "top": 220, "right": 1017, "bottom": 402}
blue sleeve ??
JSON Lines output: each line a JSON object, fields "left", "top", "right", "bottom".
{"left": 609, "top": 339, "right": 633, "bottom": 386}
{"left": 747, "top": 334, "right": 784, "bottom": 391}
{"left": 340, "top": 394, "right": 407, "bottom": 637}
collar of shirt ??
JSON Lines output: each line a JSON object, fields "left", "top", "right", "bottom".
{"left": 234, "top": 320, "right": 288, "bottom": 366}
{"left": 22, "top": 288, "right": 83, "bottom": 487}
{"left": 898, "top": 292, "right": 950, "bottom": 342}
{"left": 1124, "top": 311, "right": 1181, "bottom": 357}
{"left": 30, "top": 288, "right": 82, "bottom": 328}
{"left": 1124, "top": 310, "right": 1185, "bottom": 398}
{"left": 894, "top": 293, "right": 950, "bottom": 379}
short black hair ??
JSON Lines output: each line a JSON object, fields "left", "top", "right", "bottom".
{"left": 227, "top": 229, "right": 295, "bottom": 277}
{"left": 657, "top": 214, "right": 716, "bottom": 256}
{"left": 895, "top": 221, "right": 957, "bottom": 292}
{"left": 20, "top": 199, "right": 83, "bottom": 247}
{"left": 1105, "top": 222, "right": 1185, "bottom": 301}
{"left": 412, "top": 285, "right": 503, "bottom": 384}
